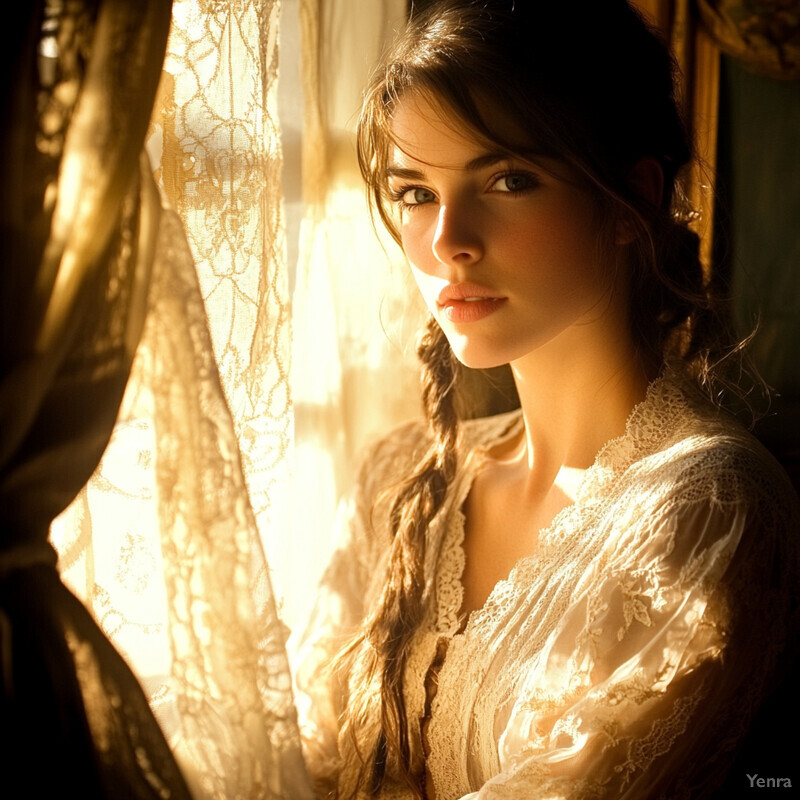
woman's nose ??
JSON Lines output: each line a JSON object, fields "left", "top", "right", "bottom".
{"left": 431, "top": 202, "right": 484, "bottom": 266}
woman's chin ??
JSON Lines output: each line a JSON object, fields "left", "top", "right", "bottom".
{"left": 449, "top": 345, "right": 511, "bottom": 371}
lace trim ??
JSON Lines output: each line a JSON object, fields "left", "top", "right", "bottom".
{"left": 433, "top": 412, "right": 523, "bottom": 635}
{"left": 434, "top": 376, "right": 690, "bottom": 643}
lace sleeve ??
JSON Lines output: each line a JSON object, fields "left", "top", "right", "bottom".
{"left": 464, "top": 448, "right": 800, "bottom": 800}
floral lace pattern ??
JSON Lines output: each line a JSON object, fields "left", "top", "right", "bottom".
{"left": 295, "top": 376, "right": 800, "bottom": 799}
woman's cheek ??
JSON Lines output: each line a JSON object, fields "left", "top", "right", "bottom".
{"left": 408, "top": 263, "right": 441, "bottom": 317}
{"left": 401, "top": 221, "right": 430, "bottom": 274}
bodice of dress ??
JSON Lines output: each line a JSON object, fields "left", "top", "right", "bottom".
{"left": 295, "top": 376, "right": 800, "bottom": 800}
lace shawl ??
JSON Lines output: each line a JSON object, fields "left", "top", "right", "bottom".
{"left": 295, "top": 376, "right": 800, "bottom": 800}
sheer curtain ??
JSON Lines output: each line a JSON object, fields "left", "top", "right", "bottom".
{"left": 45, "top": 0, "right": 413, "bottom": 796}
{"left": 45, "top": 0, "right": 314, "bottom": 797}
{"left": 145, "top": 0, "right": 416, "bottom": 640}
{"left": 289, "top": 0, "right": 416, "bottom": 634}
{"left": 2, "top": 1, "right": 192, "bottom": 796}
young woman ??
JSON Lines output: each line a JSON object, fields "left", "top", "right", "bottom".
{"left": 295, "top": 1, "right": 800, "bottom": 798}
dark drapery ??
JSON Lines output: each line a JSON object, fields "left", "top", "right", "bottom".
{"left": 0, "top": 1, "right": 192, "bottom": 795}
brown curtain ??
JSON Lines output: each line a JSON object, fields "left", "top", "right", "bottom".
{"left": 0, "top": 1, "right": 191, "bottom": 795}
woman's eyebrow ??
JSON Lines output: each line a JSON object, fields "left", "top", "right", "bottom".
{"left": 385, "top": 165, "right": 426, "bottom": 180}
{"left": 464, "top": 152, "right": 513, "bottom": 171}
{"left": 385, "top": 151, "right": 516, "bottom": 180}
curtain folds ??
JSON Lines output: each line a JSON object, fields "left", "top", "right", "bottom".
{"left": 634, "top": 1, "right": 800, "bottom": 276}
{"left": 47, "top": 1, "right": 313, "bottom": 797}
{"left": 288, "top": 0, "right": 417, "bottom": 634}
{"left": 1, "top": 0, "right": 193, "bottom": 796}
{"left": 49, "top": 0, "right": 414, "bottom": 795}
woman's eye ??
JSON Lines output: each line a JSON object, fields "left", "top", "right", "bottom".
{"left": 400, "top": 186, "right": 436, "bottom": 206}
{"left": 491, "top": 173, "right": 537, "bottom": 193}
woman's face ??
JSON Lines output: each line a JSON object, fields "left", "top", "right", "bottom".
{"left": 387, "top": 93, "right": 628, "bottom": 371}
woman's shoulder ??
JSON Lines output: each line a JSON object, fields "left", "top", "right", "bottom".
{"left": 667, "top": 423, "right": 794, "bottom": 507}
{"left": 596, "top": 382, "right": 799, "bottom": 630}
{"left": 350, "top": 418, "right": 432, "bottom": 502}
{"left": 619, "top": 375, "right": 800, "bottom": 526}
{"left": 351, "top": 410, "right": 523, "bottom": 505}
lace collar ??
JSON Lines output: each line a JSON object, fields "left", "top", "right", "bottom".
{"left": 433, "top": 374, "right": 698, "bottom": 636}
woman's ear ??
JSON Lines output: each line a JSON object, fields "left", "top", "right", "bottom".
{"left": 616, "top": 157, "right": 664, "bottom": 244}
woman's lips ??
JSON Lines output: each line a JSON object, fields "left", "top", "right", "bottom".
{"left": 437, "top": 284, "right": 507, "bottom": 323}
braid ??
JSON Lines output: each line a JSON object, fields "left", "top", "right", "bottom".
{"left": 335, "top": 317, "right": 461, "bottom": 797}
{"left": 371, "top": 316, "right": 460, "bottom": 794}
{"left": 629, "top": 212, "right": 706, "bottom": 368}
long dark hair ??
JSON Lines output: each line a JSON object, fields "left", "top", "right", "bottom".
{"left": 337, "top": 1, "right": 743, "bottom": 795}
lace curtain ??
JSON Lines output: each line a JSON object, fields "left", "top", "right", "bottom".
{"left": 43, "top": 0, "right": 410, "bottom": 796}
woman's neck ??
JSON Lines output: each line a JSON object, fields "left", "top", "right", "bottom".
{"left": 506, "top": 320, "right": 651, "bottom": 489}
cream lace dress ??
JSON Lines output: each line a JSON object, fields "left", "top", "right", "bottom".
{"left": 295, "top": 376, "right": 800, "bottom": 799}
